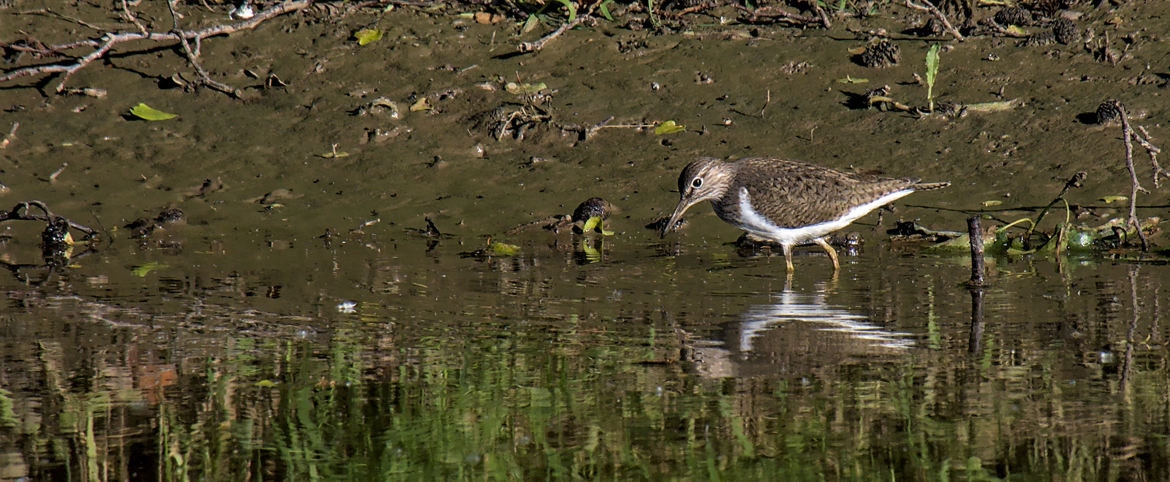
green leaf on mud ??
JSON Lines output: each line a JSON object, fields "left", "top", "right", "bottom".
{"left": 1005, "top": 25, "right": 1027, "bottom": 36}
{"left": 964, "top": 99, "right": 1018, "bottom": 113}
{"left": 598, "top": 0, "right": 615, "bottom": 21}
{"left": 132, "top": 261, "right": 168, "bottom": 278}
{"left": 981, "top": 200, "right": 1002, "bottom": 207}
{"left": 129, "top": 103, "right": 177, "bottom": 121}
{"left": 410, "top": 97, "right": 432, "bottom": 112}
{"left": 1100, "top": 195, "right": 1128, "bottom": 204}
{"left": 319, "top": 150, "right": 349, "bottom": 159}
{"left": 654, "top": 120, "right": 685, "bottom": 135}
{"left": 355, "top": 28, "right": 383, "bottom": 46}
{"left": 836, "top": 75, "right": 868, "bottom": 84}
{"left": 583, "top": 216, "right": 601, "bottom": 232}
{"left": 582, "top": 216, "right": 614, "bottom": 235}
{"left": 925, "top": 44, "right": 940, "bottom": 88}
{"left": 522, "top": 14, "right": 539, "bottom": 33}
{"left": 490, "top": 242, "right": 521, "bottom": 256}
{"left": 553, "top": 0, "right": 577, "bottom": 22}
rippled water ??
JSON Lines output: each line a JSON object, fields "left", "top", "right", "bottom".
{"left": 2, "top": 229, "right": 1166, "bottom": 480}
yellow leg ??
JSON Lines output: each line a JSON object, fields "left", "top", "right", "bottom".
{"left": 814, "top": 238, "right": 840, "bottom": 271}
{"left": 781, "top": 243, "right": 795, "bottom": 272}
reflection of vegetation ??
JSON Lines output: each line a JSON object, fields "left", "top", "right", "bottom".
{"left": 5, "top": 284, "right": 1170, "bottom": 479}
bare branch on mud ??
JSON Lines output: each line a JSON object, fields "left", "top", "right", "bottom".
{"left": 813, "top": 3, "right": 832, "bottom": 29}
{"left": 1114, "top": 101, "right": 1153, "bottom": 251}
{"left": 517, "top": 14, "right": 592, "bottom": 54}
{"left": 905, "top": 0, "right": 964, "bottom": 41}
{"left": 559, "top": 116, "right": 614, "bottom": 143}
{"left": 0, "top": 200, "right": 99, "bottom": 239}
{"left": 0, "top": 1, "right": 310, "bottom": 94}
{"left": 735, "top": 5, "right": 825, "bottom": 28}
{"left": 662, "top": 1, "right": 717, "bottom": 20}
{"left": 166, "top": 0, "right": 244, "bottom": 98}
{"left": 1133, "top": 125, "right": 1168, "bottom": 188}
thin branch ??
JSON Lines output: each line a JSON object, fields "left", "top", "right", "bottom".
{"left": 0, "top": 201, "right": 99, "bottom": 238}
{"left": 0, "top": 1, "right": 311, "bottom": 92}
{"left": 813, "top": 3, "right": 832, "bottom": 29}
{"left": 1116, "top": 102, "right": 1149, "bottom": 251}
{"left": 1133, "top": 125, "right": 1168, "bottom": 188}
{"left": 735, "top": 5, "right": 822, "bottom": 26}
{"left": 167, "top": 0, "right": 243, "bottom": 98}
{"left": 905, "top": 0, "right": 964, "bottom": 41}
{"left": 518, "top": 14, "right": 591, "bottom": 53}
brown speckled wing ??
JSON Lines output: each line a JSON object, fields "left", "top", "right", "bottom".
{"left": 735, "top": 157, "right": 920, "bottom": 228}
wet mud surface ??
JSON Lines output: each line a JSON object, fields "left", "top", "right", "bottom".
{"left": 3, "top": 0, "right": 1170, "bottom": 478}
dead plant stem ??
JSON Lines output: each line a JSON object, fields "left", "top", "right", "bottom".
{"left": 1117, "top": 103, "right": 1150, "bottom": 251}
{"left": 904, "top": 0, "right": 964, "bottom": 41}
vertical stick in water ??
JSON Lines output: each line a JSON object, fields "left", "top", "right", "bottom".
{"left": 967, "top": 216, "right": 985, "bottom": 286}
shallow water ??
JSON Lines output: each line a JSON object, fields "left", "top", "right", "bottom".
{"left": 2, "top": 228, "right": 1168, "bottom": 479}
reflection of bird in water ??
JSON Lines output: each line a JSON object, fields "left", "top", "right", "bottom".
{"left": 736, "top": 289, "right": 913, "bottom": 354}
{"left": 688, "top": 288, "right": 914, "bottom": 379}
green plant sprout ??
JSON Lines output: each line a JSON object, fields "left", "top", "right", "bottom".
{"left": 925, "top": 44, "right": 940, "bottom": 113}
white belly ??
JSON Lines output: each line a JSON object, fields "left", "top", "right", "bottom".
{"left": 735, "top": 187, "right": 914, "bottom": 246}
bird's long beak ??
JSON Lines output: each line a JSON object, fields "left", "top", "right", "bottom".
{"left": 659, "top": 198, "right": 696, "bottom": 238}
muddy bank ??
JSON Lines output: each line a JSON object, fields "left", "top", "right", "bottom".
{"left": 1, "top": 1, "right": 1168, "bottom": 252}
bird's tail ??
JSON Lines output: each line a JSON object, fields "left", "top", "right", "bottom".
{"left": 913, "top": 181, "right": 950, "bottom": 191}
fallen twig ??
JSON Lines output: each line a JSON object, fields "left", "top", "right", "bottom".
{"left": 735, "top": 5, "right": 823, "bottom": 26}
{"left": 0, "top": 1, "right": 311, "bottom": 94}
{"left": 905, "top": 0, "right": 964, "bottom": 41}
{"left": 518, "top": 14, "right": 591, "bottom": 53}
{"left": 0, "top": 200, "right": 99, "bottom": 239}
{"left": 813, "top": 3, "right": 832, "bottom": 29}
{"left": 167, "top": 0, "right": 244, "bottom": 98}
{"left": 1133, "top": 125, "right": 1168, "bottom": 188}
{"left": 1114, "top": 101, "right": 1150, "bottom": 250}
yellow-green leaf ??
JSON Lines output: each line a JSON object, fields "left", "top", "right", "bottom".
{"left": 982, "top": 200, "right": 1002, "bottom": 207}
{"left": 1101, "top": 195, "right": 1128, "bottom": 204}
{"left": 505, "top": 82, "right": 548, "bottom": 95}
{"left": 836, "top": 75, "right": 869, "bottom": 84}
{"left": 490, "top": 242, "right": 520, "bottom": 256}
{"left": 654, "top": 120, "right": 685, "bottom": 135}
{"left": 1005, "top": 25, "right": 1027, "bottom": 36}
{"left": 131, "top": 261, "right": 168, "bottom": 277}
{"left": 521, "top": 14, "right": 539, "bottom": 34}
{"left": 964, "top": 99, "right": 1018, "bottom": 113}
{"left": 598, "top": 0, "right": 615, "bottom": 21}
{"left": 355, "top": 28, "right": 383, "bottom": 46}
{"left": 410, "top": 97, "right": 432, "bottom": 112}
{"left": 129, "top": 103, "right": 177, "bottom": 121}
{"left": 583, "top": 216, "right": 601, "bottom": 232}
{"left": 255, "top": 380, "right": 279, "bottom": 388}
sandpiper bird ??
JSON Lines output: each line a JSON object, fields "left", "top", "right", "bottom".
{"left": 660, "top": 157, "right": 949, "bottom": 271}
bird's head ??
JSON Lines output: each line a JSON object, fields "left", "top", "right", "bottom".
{"left": 660, "top": 158, "right": 734, "bottom": 238}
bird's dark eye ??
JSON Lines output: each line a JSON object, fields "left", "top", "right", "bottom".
{"left": 691, "top": 178, "right": 703, "bottom": 189}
